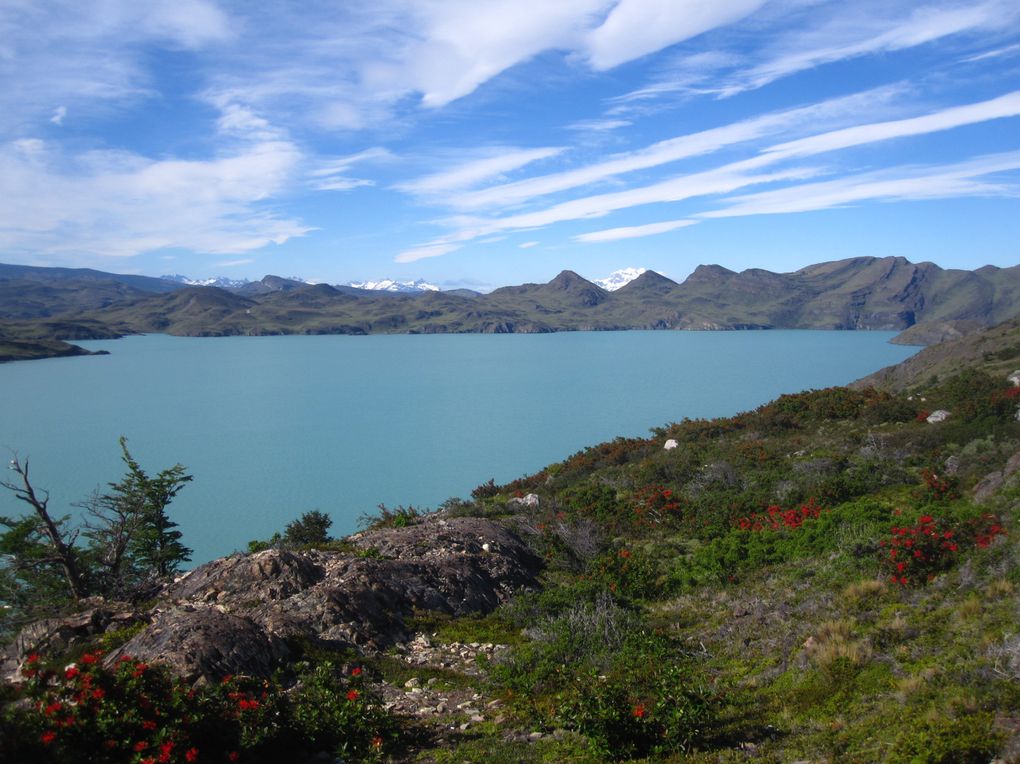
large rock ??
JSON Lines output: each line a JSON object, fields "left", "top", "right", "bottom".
{"left": 95, "top": 516, "right": 541, "bottom": 683}
{"left": 106, "top": 606, "right": 289, "bottom": 685}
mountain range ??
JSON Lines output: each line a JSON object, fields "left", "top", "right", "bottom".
{"left": 2, "top": 256, "right": 1019, "bottom": 361}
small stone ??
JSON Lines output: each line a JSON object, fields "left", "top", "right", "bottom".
{"left": 529, "top": 732, "right": 544, "bottom": 741}
{"left": 404, "top": 677, "right": 420, "bottom": 688}
{"left": 470, "top": 714, "right": 484, "bottom": 723}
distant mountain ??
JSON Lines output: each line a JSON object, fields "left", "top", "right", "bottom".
{"left": 594, "top": 267, "right": 646, "bottom": 291}
{"left": 3, "top": 257, "right": 1020, "bottom": 361}
{"left": 0, "top": 262, "right": 181, "bottom": 293}
{"left": 162, "top": 274, "right": 251, "bottom": 289}
{"left": 344, "top": 278, "right": 440, "bottom": 293}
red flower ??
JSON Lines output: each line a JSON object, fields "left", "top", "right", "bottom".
{"left": 185, "top": 748, "right": 199, "bottom": 763}
{"left": 81, "top": 652, "right": 99, "bottom": 665}
{"left": 133, "top": 662, "right": 149, "bottom": 678}
{"left": 346, "top": 690, "right": 359, "bottom": 702}
{"left": 40, "top": 730, "right": 56, "bottom": 745}
{"left": 92, "top": 688, "right": 105, "bottom": 700}
{"left": 632, "top": 704, "right": 646, "bottom": 719}
{"left": 65, "top": 666, "right": 80, "bottom": 680}
{"left": 142, "top": 720, "right": 157, "bottom": 731}
{"left": 238, "top": 698, "right": 260, "bottom": 711}
{"left": 228, "top": 753, "right": 240, "bottom": 762}
{"left": 919, "top": 515, "right": 933, "bottom": 524}
{"left": 372, "top": 736, "right": 384, "bottom": 749}
{"left": 134, "top": 741, "right": 149, "bottom": 752}
{"left": 44, "top": 701, "right": 62, "bottom": 716}
{"left": 350, "top": 667, "right": 362, "bottom": 676}
{"left": 26, "top": 653, "right": 40, "bottom": 663}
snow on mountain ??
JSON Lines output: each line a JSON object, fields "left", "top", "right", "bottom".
{"left": 345, "top": 278, "right": 441, "bottom": 293}
{"left": 161, "top": 274, "right": 251, "bottom": 289}
{"left": 593, "top": 268, "right": 646, "bottom": 291}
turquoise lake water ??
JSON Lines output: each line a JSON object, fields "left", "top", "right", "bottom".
{"left": 0, "top": 331, "right": 916, "bottom": 564}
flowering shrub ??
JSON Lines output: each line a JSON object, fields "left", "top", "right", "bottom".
{"left": 631, "top": 485, "right": 683, "bottom": 526}
{"left": 3, "top": 652, "right": 390, "bottom": 763}
{"left": 919, "top": 468, "right": 959, "bottom": 502}
{"left": 581, "top": 547, "right": 658, "bottom": 599}
{"left": 735, "top": 498, "right": 825, "bottom": 532}
{"left": 556, "top": 665, "right": 710, "bottom": 758}
{"left": 879, "top": 511, "right": 1007, "bottom": 586}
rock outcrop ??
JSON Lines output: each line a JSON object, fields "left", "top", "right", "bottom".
{"left": 5, "top": 515, "right": 542, "bottom": 685}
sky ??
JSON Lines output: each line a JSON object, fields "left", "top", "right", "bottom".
{"left": 1, "top": 0, "right": 1019, "bottom": 290}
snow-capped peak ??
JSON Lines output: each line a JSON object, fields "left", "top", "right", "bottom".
{"left": 345, "top": 278, "right": 441, "bottom": 293}
{"left": 162, "top": 274, "right": 251, "bottom": 289}
{"left": 594, "top": 268, "right": 646, "bottom": 291}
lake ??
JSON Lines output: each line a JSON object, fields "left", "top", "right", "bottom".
{"left": 0, "top": 331, "right": 916, "bottom": 564}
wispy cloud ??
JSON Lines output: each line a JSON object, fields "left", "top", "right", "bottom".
{"left": 395, "top": 242, "right": 462, "bottom": 264}
{"left": 615, "top": 0, "right": 1020, "bottom": 104}
{"left": 585, "top": 0, "right": 767, "bottom": 70}
{"left": 698, "top": 150, "right": 1020, "bottom": 219}
{"left": 442, "top": 85, "right": 906, "bottom": 211}
{"left": 396, "top": 147, "right": 565, "bottom": 196}
{"left": 575, "top": 219, "right": 696, "bottom": 242}
{"left": 308, "top": 147, "right": 393, "bottom": 192}
{"left": 398, "top": 89, "right": 1020, "bottom": 258}
{"left": 518, "top": 241, "right": 540, "bottom": 248}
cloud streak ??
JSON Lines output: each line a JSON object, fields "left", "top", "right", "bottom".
{"left": 575, "top": 219, "right": 697, "bottom": 242}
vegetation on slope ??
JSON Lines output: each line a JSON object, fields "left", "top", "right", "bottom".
{"left": 2, "top": 322, "right": 1019, "bottom": 762}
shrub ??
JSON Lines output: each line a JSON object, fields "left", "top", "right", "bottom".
{"left": 2, "top": 651, "right": 390, "bottom": 763}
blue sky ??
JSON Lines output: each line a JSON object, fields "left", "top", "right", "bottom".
{"left": 1, "top": 0, "right": 1019, "bottom": 290}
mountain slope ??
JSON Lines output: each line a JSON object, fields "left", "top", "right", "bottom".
{"left": 3, "top": 257, "right": 1020, "bottom": 361}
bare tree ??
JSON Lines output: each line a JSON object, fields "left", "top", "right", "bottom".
{"left": 1, "top": 455, "right": 88, "bottom": 601}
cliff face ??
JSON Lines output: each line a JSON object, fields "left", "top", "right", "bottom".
{"left": 3, "top": 516, "right": 542, "bottom": 684}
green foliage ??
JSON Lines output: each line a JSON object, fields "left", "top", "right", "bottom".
{"left": 887, "top": 712, "right": 1001, "bottom": 764}
{"left": 283, "top": 510, "right": 333, "bottom": 546}
{"left": 84, "top": 437, "right": 193, "bottom": 593}
{"left": 358, "top": 503, "right": 426, "bottom": 530}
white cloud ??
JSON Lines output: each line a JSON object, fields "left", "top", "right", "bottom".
{"left": 395, "top": 242, "right": 462, "bottom": 263}
{"left": 586, "top": 0, "right": 767, "bottom": 70}
{"left": 697, "top": 150, "right": 1020, "bottom": 218}
{"left": 50, "top": 106, "right": 66, "bottom": 126}
{"left": 396, "top": 147, "right": 565, "bottom": 196}
{"left": 764, "top": 90, "right": 1020, "bottom": 160}
{"left": 566, "top": 118, "right": 633, "bottom": 131}
{"left": 308, "top": 147, "right": 393, "bottom": 193}
{"left": 0, "top": 138, "right": 309, "bottom": 258}
{"left": 575, "top": 218, "right": 696, "bottom": 242}
{"left": 518, "top": 241, "right": 540, "bottom": 248}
